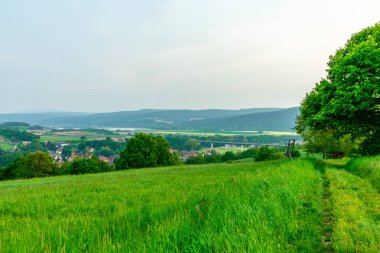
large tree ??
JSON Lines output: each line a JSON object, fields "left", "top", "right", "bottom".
{"left": 116, "top": 133, "right": 180, "bottom": 170}
{"left": 297, "top": 23, "right": 380, "bottom": 155}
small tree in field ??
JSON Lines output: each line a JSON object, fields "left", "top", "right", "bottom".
{"left": 116, "top": 133, "right": 180, "bottom": 170}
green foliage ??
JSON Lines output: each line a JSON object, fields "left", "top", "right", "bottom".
{"left": 45, "top": 141, "right": 57, "bottom": 152}
{"left": 63, "top": 156, "right": 114, "bottom": 175}
{"left": 19, "top": 139, "right": 47, "bottom": 153}
{"left": 204, "top": 153, "right": 221, "bottom": 163}
{"left": 185, "top": 155, "right": 205, "bottom": 164}
{"left": 116, "top": 133, "right": 180, "bottom": 169}
{"left": 77, "top": 137, "right": 126, "bottom": 155}
{"left": 94, "top": 147, "right": 116, "bottom": 157}
{"left": 221, "top": 151, "right": 236, "bottom": 162}
{"left": 0, "top": 151, "right": 22, "bottom": 167}
{"left": 239, "top": 148, "right": 257, "bottom": 159}
{"left": 61, "top": 145, "right": 73, "bottom": 161}
{"left": 184, "top": 138, "right": 201, "bottom": 151}
{"left": 292, "top": 150, "right": 301, "bottom": 158}
{"left": 0, "top": 152, "right": 57, "bottom": 180}
{"left": 0, "top": 159, "right": 323, "bottom": 252}
{"left": 0, "top": 128, "right": 38, "bottom": 142}
{"left": 0, "top": 122, "right": 30, "bottom": 128}
{"left": 301, "top": 129, "right": 358, "bottom": 158}
{"left": 297, "top": 22, "right": 380, "bottom": 155}
{"left": 255, "top": 146, "right": 277, "bottom": 162}
{"left": 166, "top": 134, "right": 301, "bottom": 151}
{"left": 358, "top": 131, "right": 380, "bottom": 155}
{"left": 29, "top": 125, "right": 44, "bottom": 130}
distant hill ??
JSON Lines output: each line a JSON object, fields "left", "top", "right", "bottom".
{"left": 0, "top": 107, "right": 299, "bottom": 131}
{"left": 0, "top": 112, "right": 91, "bottom": 126}
{"left": 179, "top": 107, "right": 300, "bottom": 131}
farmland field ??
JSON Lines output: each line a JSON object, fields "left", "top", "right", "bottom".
{"left": 0, "top": 137, "right": 13, "bottom": 151}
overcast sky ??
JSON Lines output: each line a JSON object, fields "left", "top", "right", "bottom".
{"left": 0, "top": 0, "right": 379, "bottom": 113}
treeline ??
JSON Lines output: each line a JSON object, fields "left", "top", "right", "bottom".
{"left": 0, "top": 122, "right": 30, "bottom": 127}
{"left": 77, "top": 137, "right": 127, "bottom": 155}
{"left": 51, "top": 128, "right": 118, "bottom": 136}
{"left": 186, "top": 146, "right": 300, "bottom": 164}
{"left": 164, "top": 134, "right": 301, "bottom": 151}
{"left": 0, "top": 152, "right": 113, "bottom": 180}
{"left": 0, "top": 122, "right": 43, "bottom": 130}
{"left": 0, "top": 128, "right": 38, "bottom": 142}
{"left": 0, "top": 134, "right": 180, "bottom": 181}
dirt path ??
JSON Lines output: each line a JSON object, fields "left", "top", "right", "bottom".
{"left": 316, "top": 159, "right": 380, "bottom": 252}
{"left": 316, "top": 161, "right": 335, "bottom": 253}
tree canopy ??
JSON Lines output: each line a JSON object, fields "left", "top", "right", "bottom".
{"left": 116, "top": 133, "right": 180, "bottom": 170}
{"left": 297, "top": 23, "right": 380, "bottom": 155}
{"left": 0, "top": 152, "right": 57, "bottom": 180}
{"left": 63, "top": 156, "right": 113, "bottom": 175}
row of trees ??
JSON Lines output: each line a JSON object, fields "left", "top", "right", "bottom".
{"left": 165, "top": 134, "right": 301, "bottom": 151}
{"left": 0, "top": 133, "right": 181, "bottom": 180}
{"left": 185, "top": 146, "right": 296, "bottom": 164}
{"left": 0, "top": 152, "right": 114, "bottom": 180}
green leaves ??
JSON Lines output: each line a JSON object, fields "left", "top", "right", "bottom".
{"left": 116, "top": 133, "right": 180, "bottom": 170}
{"left": 297, "top": 23, "right": 380, "bottom": 155}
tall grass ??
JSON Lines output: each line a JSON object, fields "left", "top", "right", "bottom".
{"left": 326, "top": 167, "right": 380, "bottom": 252}
{"left": 0, "top": 159, "right": 322, "bottom": 252}
{"left": 346, "top": 155, "right": 380, "bottom": 191}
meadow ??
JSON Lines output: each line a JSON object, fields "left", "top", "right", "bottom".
{"left": 1, "top": 157, "right": 379, "bottom": 252}
{"left": 0, "top": 159, "right": 323, "bottom": 252}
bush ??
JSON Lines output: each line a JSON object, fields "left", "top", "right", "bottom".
{"left": 221, "top": 151, "right": 236, "bottom": 162}
{"left": 254, "top": 146, "right": 283, "bottom": 162}
{"left": 0, "top": 152, "right": 57, "bottom": 180}
{"left": 64, "top": 156, "right": 114, "bottom": 175}
{"left": 185, "top": 155, "right": 205, "bottom": 164}
{"left": 238, "top": 148, "right": 257, "bottom": 159}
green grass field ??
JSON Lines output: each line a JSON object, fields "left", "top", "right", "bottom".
{"left": 1, "top": 157, "right": 379, "bottom": 252}
{"left": 0, "top": 159, "right": 323, "bottom": 252}
{"left": 318, "top": 158, "right": 380, "bottom": 252}
{"left": 0, "top": 137, "right": 13, "bottom": 151}
{"left": 0, "top": 143, "right": 13, "bottom": 151}
{"left": 346, "top": 155, "right": 380, "bottom": 191}
{"left": 325, "top": 167, "right": 380, "bottom": 252}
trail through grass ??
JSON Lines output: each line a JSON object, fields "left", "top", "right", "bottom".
{"left": 322, "top": 160, "right": 380, "bottom": 252}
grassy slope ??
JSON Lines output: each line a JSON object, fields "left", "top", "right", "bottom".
{"left": 346, "top": 155, "right": 380, "bottom": 191}
{"left": 0, "top": 160, "right": 322, "bottom": 252}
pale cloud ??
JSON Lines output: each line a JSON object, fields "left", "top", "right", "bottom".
{"left": 0, "top": 0, "right": 379, "bottom": 112}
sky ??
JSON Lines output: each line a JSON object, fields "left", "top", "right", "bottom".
{"left": 0, "top": 0, "right": 379, "bottom": 113}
